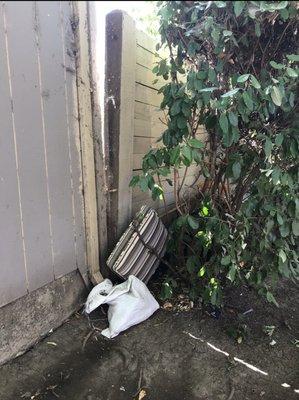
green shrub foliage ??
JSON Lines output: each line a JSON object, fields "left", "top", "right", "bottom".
{"left": 130, "top": 1, "right": 299, "bottom": 306}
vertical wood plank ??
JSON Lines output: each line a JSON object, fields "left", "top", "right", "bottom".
{"left": 0, "top": 6, "right": 27, "bottom": 307}
{"left": 60, "top": 1, "right": 88, "bottom": 283}
{"left": 88, "top": 2, "right": 109, "bottom": 271}
{"left": 36, "top": 1, "right": 76, "bottom": 278}
{"left": 73, "top": 1, "right": 102, "bottom": 284}
{"left": 4, "top": 1, "right": 53, "bottom": 291}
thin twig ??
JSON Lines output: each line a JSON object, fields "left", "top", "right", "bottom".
{"left": 82, "top": 330, "right": 94, "bottom": 351}
{"left": 273, "top": 20, "right": 291, "bottom": 58}
{"left": 178, "top": 166, "right": 189, "bottom": 196}
{"left": 157, "top": 174, "right": 169, "bottom": 223}
{"left": 174, "top": 168, "right": 183, "bottom": 215}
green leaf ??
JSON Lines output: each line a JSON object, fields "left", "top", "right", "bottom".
{"left": 242, "top": 92, "right": 254, "bottom": 111}
{"left": 202, "top": 206, "right": 209, "bottom": 216}
{"left": 210, "top": 289, "right": 218, "bottom": 306}
{"left": 188, "top": 41, "right": 199, "bottom": 57}
{"left": 286, "top": 54, "right": 299, "bottom": 62}
{"left": 221, "top": 88, "right": 240, "bottom": 98}
{"left": 280, "top": 8, "right": 289, "bottom": 20}
{"left": 272, "top": 167, "right": 280, "bottom": 185}
{"left": 292, "top": 221, "right": 299, "bottom": 236}
{"left": 221, "top": 255, "right": 231, "bottom": 266}
{"left": 279, "top": 224, "right": 289, "bottom": 238}
{"left": 139, "top": 176, "right": 149, "bottom": 192}
{"left": 270, "top": 61, "right": 284, "bottom": 70}
{"left": 182, "top": 145, "right": 192, "bottom": 163}
{"left": 219, "top": 113, "right": 229, "bottom": 133}
{"left": 286, "top": 67, "right": 298, "bottom": 78}
{"left": 232, "top": 162, "right": 241, "bottom": 179}
{"left": 211, "top": 27, "right": 220, "bottom": 44}
{"left": 264, "top": 137, "right": 273, "bottom": 158}
{"left": 198, "top": 266, "right": 205, "bottom": 277}
{"left": 205, "top": 115, "right": 217, "bottom": 129}
{"left": 266, "top": 219, "right": 274, "bottom": 234}
{"left": 159, "top": 167, "right": 170, "bottom": 176}
{"left": 276, "top": 213, "right": 283, "bottom": 226}
{"left": 160, "top": 282, "right": 173, "bottom": 300}
{"left": 152, "top": 184, "right": 164, "bottom": 200}
{"left": 197, "top": 70, "right": 207, "bottom": 80}
{"left": 234, "top": 1, "right": 245, "bottom": 17}
{"left": 193, "top": 150, "right": 202, "bottom": 163}
{"left": 208, "top": 68, "right": 217, "bottom": 83}
{"left": 266, "top": 292, "right": 279, "bottom": 307}
{"left": 177, "top": 115, "right": 187, "bottom": 129}
{"left": 250, "top": 75, "right": 261, "bottom": 89}
{"left": 223, "top": 30, "right": 232, "bottom": 37}
{"left": 129, "top": 175, "right": 139, "bottom": 187}
{"left": 289, "top": 92, "right": 295, "bottom": 107}
{"left": 186, "top": 256, "right": 198, "bottom": 273}
{"left": 227, "top": 265, "right": 236, "bottom": 282}
{"left": 277, "top": 1, "right": 288, "bottom": 9}
{"left": 188, "top": 138, "right": 204, "bottom": 149}
{"left": 228, "top": 111, "right": 238, "bottom": 127}
{"left": 199, "top": 87, "right": 218, "bottom": 92}
{"left": 215, "top": 1, "right": 226, "bottom": 7}
{"left": 255, "top": 22, "right": 261, "bottom": 37}
{"left": 271, "top": 86, "right": 282, "bottom": 106}
{"left": 170, "top": 100, "right": 181, "bottom": 116}
{"left": 170, "top": 146, "right": 180, "bottom": 165}
{"left": 237, "top": 74, "right": 250, "bottom": 83}
{"left": 279, "top": 249, "right": 287, "bottom": 263}
{"left": 187, "top": 215, "right": 199, "bottom": 230}
{"left": 157, "top": 59, "right": 169, "bottom": 76}
{"left": 275, "top": 134, "right": 284, "bottom": 147}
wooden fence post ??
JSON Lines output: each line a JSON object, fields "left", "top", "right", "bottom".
{"left": 105, "top": 11, "right": 136, "bottom": 250}
{"left": 73, "top": 1, "right": 103, "bottom": 284}
{"left": 87, "top": 2, "right": 109, "bottom": 274}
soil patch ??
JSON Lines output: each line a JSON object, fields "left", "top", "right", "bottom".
{"left": 0, "top": 281, "right": 298, "bottom": 400}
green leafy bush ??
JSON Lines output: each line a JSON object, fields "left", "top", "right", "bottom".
{"left": 130, "top": 1, "right": 299, "bottom": 306}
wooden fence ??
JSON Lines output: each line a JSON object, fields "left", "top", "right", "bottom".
{"left": 0, "top": 1, "right": 102, "bottom": 308}
{"left": 105, "top": 11, "right": 205, "bottom": 248}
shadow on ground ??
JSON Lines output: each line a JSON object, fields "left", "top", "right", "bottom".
{"left": 0, "top": 281, "right": 298, "bottom": 400}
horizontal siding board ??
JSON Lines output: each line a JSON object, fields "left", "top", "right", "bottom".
{"left": 133, "top": 136, "right": 161, "bottom": 155}
{"left": 136, "top": 45, "right": 158, "bottom": 67}
{"left": 136, "top": 29, "right": 157, "bottom": 54}
{"left": 132, "top": 191, "right": 175, "bottom": 215}
{"left": 132, "top": 173, "right": 201, "bottom": 215}
{"left": 135, "top": 83, "right": 162, "bottom": 108}
{"left": 133, "top": 29, "right": 205, "bottom": 216}
{"left": 134, "top": 117, "right": 165, "bottom": 139}
{"left": 135, "top": 63, "right": 165, "bottom": 90}
{"left": 135, "top": 101, "right": 163, "bottom": 122}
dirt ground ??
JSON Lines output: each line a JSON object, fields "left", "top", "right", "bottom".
{"left": 0, "top": 281, "right": 298, "bottom": 400}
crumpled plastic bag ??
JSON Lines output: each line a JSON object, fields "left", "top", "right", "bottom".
{"left": 85, "top": 275, "right": 159, "bottom": 338}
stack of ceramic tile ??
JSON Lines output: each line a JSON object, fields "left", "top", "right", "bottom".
{"left": 106, "top": 206, "right": 168, "bottom": 283}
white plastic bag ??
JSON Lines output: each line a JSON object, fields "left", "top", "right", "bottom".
{"left": 85, "top": 275, "right": 159, "bottom": 338}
